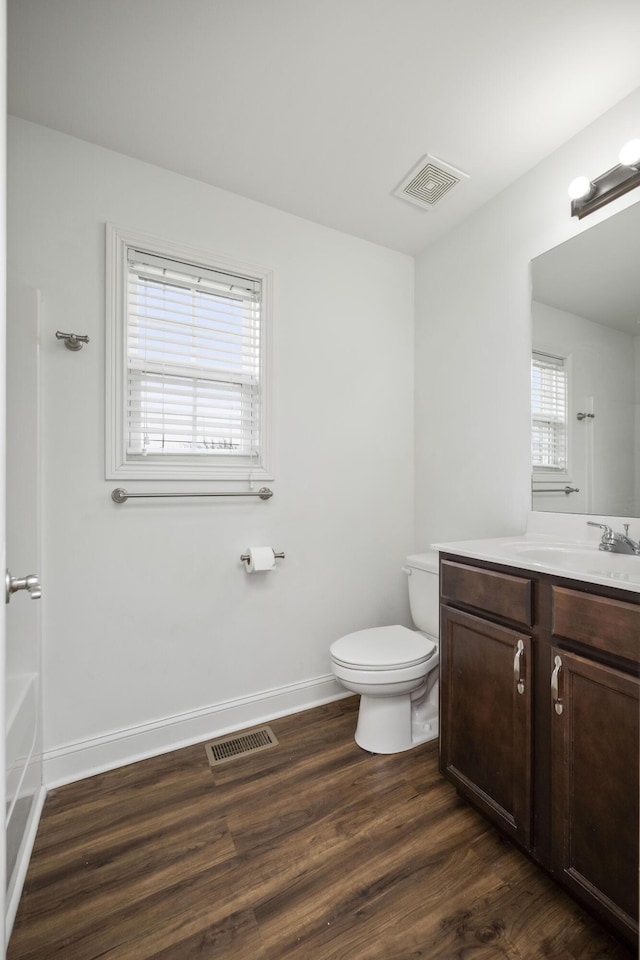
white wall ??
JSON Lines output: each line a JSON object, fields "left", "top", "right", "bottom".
{"left": 415, "top": 87, "right": 640, "bottom": 547}
{"left": 636, "top": 338, "right": 640, "bottom": 514}
{"left": 8, "top": 118, "right": 415, "bottom": 784}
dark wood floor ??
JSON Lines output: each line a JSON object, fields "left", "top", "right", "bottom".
{"left": 8, "top": 697, "right": 635, "bottom": 960}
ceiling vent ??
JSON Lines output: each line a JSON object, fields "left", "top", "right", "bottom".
{"left": 394, "top": 154, "right": 469, "bottom": 209}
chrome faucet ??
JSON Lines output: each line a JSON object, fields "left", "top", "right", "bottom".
{"left": 587, "top": 521, "right": 640, "bottom": 555}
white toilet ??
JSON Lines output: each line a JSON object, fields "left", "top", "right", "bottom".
{"left": 330, "top": 551, "right": 440, "bottom": 754}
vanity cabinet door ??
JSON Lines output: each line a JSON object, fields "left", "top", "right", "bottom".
{"left": 550, "top": 647, "right": 639, "bottom": 945}
{"left": 440, "top": 606, "right": 533, "bottom": 848}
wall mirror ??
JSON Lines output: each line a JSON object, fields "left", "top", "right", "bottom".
{"left": 531, "top": 200, "right": 640, "bottom": 518}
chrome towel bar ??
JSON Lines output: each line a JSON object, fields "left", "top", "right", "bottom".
{"left": 111, "top": 487, "right": 273, "bottom": 504}
{"left": 533, "top": 486, "right": 579, "bottom": 495}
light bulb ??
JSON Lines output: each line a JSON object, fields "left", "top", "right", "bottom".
{"left": 618, "top": 139, "right": 640, "bottom": 167}
{"left": 568, "top": 176, "right": 593, "bottom": 201}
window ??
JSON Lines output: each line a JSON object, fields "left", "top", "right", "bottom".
{"left": 531, "top": 351, "right": 568, "bottom": 474}
{"left": 106, "top": 226, "right": 272, "bottom": 480}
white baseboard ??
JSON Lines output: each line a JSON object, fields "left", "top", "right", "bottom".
{"left": 43, "top": 674, "right": 349, "bottom": 788}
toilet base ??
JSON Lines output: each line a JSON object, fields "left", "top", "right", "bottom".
{"left": 354, "top": 691, "right": 438, "bottom": 754}
{"left": 411, "top": 699, "right": 439, "bottom": 747}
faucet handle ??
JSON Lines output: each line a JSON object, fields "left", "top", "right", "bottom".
{"left": 587, "top": 522, "right": 615, "bottom": 550}
{"left": 624, "top": 524, "right": 630, "bottom": 537}
{"left": 587, "top": 521, "right": 612, "bottom": 535}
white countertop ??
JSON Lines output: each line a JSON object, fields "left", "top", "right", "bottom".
{"left": 432, "top": 514, "right": 640, "bottom": 594}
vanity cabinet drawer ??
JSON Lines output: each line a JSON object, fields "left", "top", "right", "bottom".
{"left": 552, "top": 586, "right": 640, "bottom": 664}
{"left": 440, "top": 560, "right": 533, "bottom": 628}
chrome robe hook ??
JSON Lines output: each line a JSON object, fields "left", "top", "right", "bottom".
{"left": 56, "top": 331, "right": 90, "bottom": 351}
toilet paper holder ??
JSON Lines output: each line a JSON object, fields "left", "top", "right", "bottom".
{"left": 240, "top": 550, "right": 285, "bottom": 564}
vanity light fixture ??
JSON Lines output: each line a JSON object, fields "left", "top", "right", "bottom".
{"left": 618, "top": 138, "right": 640, "bottom": 167}
{"left": 569, "top": 138, "right": 640, "bottom": 218}
{"left": 568, "top": 176, "right": 595, "bottom": 201}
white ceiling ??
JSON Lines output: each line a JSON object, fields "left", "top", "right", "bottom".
{"left": 8, "top": 0, "right": 640, "bottom": 254}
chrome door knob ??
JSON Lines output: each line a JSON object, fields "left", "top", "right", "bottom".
{"left": 5, "top": 569, "right": 42, "bottom": 604}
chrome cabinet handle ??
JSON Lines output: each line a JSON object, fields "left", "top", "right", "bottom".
{"left": 5, "top": 569, "right": 42, "bottom": 604}
{"left": 513, "top": 639, "right": 525, "bottom": 695}
{"left": 551, "top": 655, "right": 563, "bottom": 715}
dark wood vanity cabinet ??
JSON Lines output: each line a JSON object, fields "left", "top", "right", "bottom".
{"left": 439, "top": 555, "right": 639, "bottom": 948}
{"left": 550, "top": 647, "right": 639, "bottom": 934}
{"left": 440, "top": 606, "right": 533, "bottom": 848}
{"left": 550, "top": 586, "right": 639, "bottom": 942}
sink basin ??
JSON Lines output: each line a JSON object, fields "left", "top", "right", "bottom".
{"left": 512, "top": 544, "right": 598, "bottom": 566}
{"left": 505, "top": 541, "right": 640, "bottom": 580}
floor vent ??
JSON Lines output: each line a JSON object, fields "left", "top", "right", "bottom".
{"left": 394, "top": 154, "right": 469, "bottom": 209}
{"left": 205, "top": 726, "right": 279, "bottom": 766}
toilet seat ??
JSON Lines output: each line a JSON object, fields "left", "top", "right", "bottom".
{"left": 330, "top": 625, "right": 436, "bottom": 671}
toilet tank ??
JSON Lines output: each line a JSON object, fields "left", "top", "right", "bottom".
{"left": 404, "top": 551, "right": 439, "bottom": 637}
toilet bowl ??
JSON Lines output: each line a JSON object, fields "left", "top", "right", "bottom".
{"left": 329, "top": 552, "right": 440, "bottom": 754}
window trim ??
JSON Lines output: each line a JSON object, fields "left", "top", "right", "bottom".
{"left": 105, "top": 224, "right": 273, "bottom": 481}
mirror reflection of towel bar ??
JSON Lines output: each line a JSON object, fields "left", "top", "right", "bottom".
{"left": 533, "top": 486, "right": 579, "bottom": 495}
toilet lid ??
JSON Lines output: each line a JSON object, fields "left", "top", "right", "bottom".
{"left": 330, "top": 625, "right": 436, "bottom": 670}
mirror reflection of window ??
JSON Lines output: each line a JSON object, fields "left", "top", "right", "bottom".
{"left": 531, "top": 199, "right": 640, "bottom": 519}
{"left": 531, "top": 351, "right": 568, "bottom": 474}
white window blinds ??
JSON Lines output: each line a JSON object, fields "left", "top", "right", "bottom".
{"left": 126, "top": 248, "right": 262, "bottom": 463}
{"left": 531, "top": 351, "right": 567, "bottom": 471}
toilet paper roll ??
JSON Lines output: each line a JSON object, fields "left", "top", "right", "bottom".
{"left": 245, "top": 546, "right": 276, "bottom": 573}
